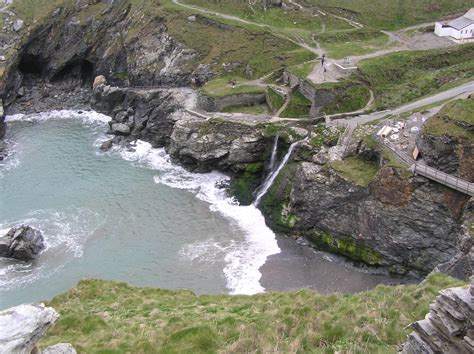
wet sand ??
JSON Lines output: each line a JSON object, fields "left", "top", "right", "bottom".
{"left": 260, "top": 235, "right": 417, "bottom": 294}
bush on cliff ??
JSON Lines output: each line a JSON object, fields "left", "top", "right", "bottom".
{"left": 40, "top": 274, "right": 464, "bottom": 353}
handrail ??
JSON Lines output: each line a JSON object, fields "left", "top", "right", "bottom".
{"left": 413, "top": 163, "right": 474, "bottom": 196}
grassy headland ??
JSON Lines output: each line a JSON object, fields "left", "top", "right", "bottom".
{"left": 39, "top": 274, "right": 464, "bottom": 353}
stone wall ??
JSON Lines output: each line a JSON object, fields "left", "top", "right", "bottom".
{"left": 282, "top": 71, "right": 335, "bottom": 117}
{"left": 200, "top": 93, "right": 267, "bottom": 112}
{"left": 402, "top": 284, "right": 473, "bottom": 353}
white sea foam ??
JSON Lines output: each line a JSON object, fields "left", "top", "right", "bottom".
{"left": 0, "top": 208, "right": 103, "bottom": 291}
{"left": 117, "top": 140, "right": 281, "bottom": 295}
{"left": 5, "top": 109, "right": 111, "bottom": 125}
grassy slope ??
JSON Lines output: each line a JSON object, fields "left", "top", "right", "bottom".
{"left": 330, "top": 156, "right": 379, "bottom": 187}
{"left": 302, "top": 0, "right": 473, "bottom": 30}
{"left": 199, "top": 77, "right": 265, "bottom": 97}
{"left": 40, "top": 274, "right": 464, "bottom": 353}
{"left": 358, "top": 44, "right": 474, "bottom": 110}
{"left": 280, "top": 91, "right": 312, "bottom": 118}
{"left": 424, "top": 97, "right": 474, "bottom": 141}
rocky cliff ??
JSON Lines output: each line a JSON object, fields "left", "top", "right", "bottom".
{"left": 260, "top": 134, "right": 471, "bottom": 275}
{"left": 402, "top": 283, "right": 473, "bottom": 354}
{"left": 417, "top": 97, "right": 474, "bottom": 182}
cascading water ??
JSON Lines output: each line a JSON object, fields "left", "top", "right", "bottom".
{"left": 268, "top": 135, "right": 279, "bottom": 171}
{"left": 253, "top": 138, "right": 307, "bottom": 207}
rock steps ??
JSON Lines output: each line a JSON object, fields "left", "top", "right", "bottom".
{"left": 402, "top": 284, "right": 473, "bottom": 354}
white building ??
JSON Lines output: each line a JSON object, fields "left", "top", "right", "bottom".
{"left": 434, "top": 8, "right": 474, "bottom": 42}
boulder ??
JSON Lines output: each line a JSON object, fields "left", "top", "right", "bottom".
{"left": 0, "top": 226, "right": 45, "bottom": 261}
{"left": 43, "top": 343, "right": 77, "bottom": 354}
{"left": 0, "top": 304, "right": 59, "bottom": 353}
{"left": 111, "top": 123, "right": 131, "bottom": 136}
{"left": 100, "top": 139, "right": 113, "bottom": 152}
{"left": 12, "top": 19, "right": 24, "bottom": 32}
{"left": 402, "top": 284, "right": 474, "bottom": 353}
{"left": 92, "top": 75, "right": 107, "bottom": 90}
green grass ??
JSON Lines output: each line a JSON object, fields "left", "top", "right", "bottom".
{"left": 313, "top": 28, "right": 390, "bottom": 59}
{"left": 39, "top": 274, "right": 465, "bottom": 353}
{"left": 322, "top": 83, "right": 371, "bottom": 114}
{"left": 199, "top": 77, "right": 265, "bottom": 97}
{"left": 358, "top": 44, "right": 474, "bottom": 110}
{"left": 266, "top": 87, "right": 285, "bottom": 112}
{"left": 10, "top": 0, "right": 72, "bottom": 25}
{"left": 302, "top": 0, "right": 473, "bottom": 30}
{"left": 330, "top": 156, "right": 380, "bottom": 187}
{"left": 222, "top": 103, "right": 270, "bottom": 114}
{"left": 287, "top": 61, "right": 316, "bottom": 78}
{"left": 280, "top": 91, "right": 312, "bottom": 118}
{"left": 423, "top": 98, "right": 474, "bottom": 141}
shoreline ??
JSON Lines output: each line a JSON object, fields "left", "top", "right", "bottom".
{"left": 260, "top": 234, "right": 417, "bottom": 295}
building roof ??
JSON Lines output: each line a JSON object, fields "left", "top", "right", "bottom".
{"left": 446, "top": 8, "right": 474, "bottom": 30}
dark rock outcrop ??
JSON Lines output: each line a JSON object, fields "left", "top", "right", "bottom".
{"left": 0, "top": 226, "right": 45, "bottom": 261}
{"left": 402, "top": 284, "right": 473, "bottom": 354}
{"left": 169, "top": 118, "right": 269, "bottom": 173}
{"left": 261, "top": 158, "right": 470, "bottom": 275}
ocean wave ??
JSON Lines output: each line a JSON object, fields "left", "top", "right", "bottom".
{"left": 0, "top": 208, "right": 103, "bottom": 291}
{"left": 116, "top": 140, "right": 280, "bottom": 295}
{"left": 5, "top": 109, "right": 111, "bottom": 126}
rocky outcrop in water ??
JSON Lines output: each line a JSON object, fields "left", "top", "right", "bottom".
{"left": 0, "top": 303, "right": 76, "bottom": 354}
{"left": 92, "top": 84, "right": 198, "bottom": 147}
{"left": 0, "top": 225, "right": 45, "bottom": 261}
{"left": 169, "top": 118, "right": 269, "bottom": 173}
{"left": 402, "top": 284, "right": 473, "bottom": 354}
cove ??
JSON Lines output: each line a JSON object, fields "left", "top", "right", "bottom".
{"left": 0, "top": 112, "right": 281, "bottom": 309}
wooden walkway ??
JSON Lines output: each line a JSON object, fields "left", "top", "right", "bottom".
{"left": 411, "top": 163, "right": 474, "bottom": 197}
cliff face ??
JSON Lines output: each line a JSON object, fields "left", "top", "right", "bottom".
{"left": 261, "top": 143, "right": 470, "bottom": 275}
{"left": 1, "top": 0, "right": 208, "bottom": 107}
{"left": 417, "top": 98, "right": 474, "bottom": 182}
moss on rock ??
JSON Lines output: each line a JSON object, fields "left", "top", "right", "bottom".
{"left": 310, "top": 230, "right": 384, "bottom": 266}
{"left": 230, "top": 162, "right": 265, "bottom": 205}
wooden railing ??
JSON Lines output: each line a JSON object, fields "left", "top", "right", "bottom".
{"left": 412, "top": 163, "right": 474, "bottom": 196}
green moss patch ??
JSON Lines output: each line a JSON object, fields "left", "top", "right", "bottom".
{"left": 310, "top": 230, "right": 383, "bottom": 266}
{"left": 321, "top": 82, "right": 371, "bottom": 115}
{"left": 230, "top": 162, "right": 265, "bottom": 205}
{"left": 266, "top": 87, "right": 285, "bottom": 113}
{"left": 40, "top": 274, "right": 465, "bottom": 352}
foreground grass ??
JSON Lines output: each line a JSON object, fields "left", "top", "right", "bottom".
{"left": 280, "top": 91, "right": 312, "bottom": 118}
{"left": 40, "top": 274, "right": 464, "bottom": 353}
{"left": 358, "top": 44, "right": 474, "bottom": 110}
{"left": 200, "top": 77, "right": 265, "bottom": 97}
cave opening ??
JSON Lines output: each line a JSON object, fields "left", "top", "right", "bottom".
{"left": 18, "top": 54, "right": 44, "bottom": 76}
{"left": 52, "top": 59, "right": 95, "bottom": 86}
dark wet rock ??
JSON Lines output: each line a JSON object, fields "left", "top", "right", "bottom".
{"left": 0, "top": 225, "right": 45, "bottom": 261}
{"left": 402, "top": 284, "right": 474, "bottom": 354}
{"left": 100, "top": 140, "right": 113, "bottom": 152}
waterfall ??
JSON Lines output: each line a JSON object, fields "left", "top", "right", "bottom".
{"left": 253, "top": 138, "right": 306, "bottom": 207}
{"left": 268, "top": 135, "right": 279, "bottom": 171}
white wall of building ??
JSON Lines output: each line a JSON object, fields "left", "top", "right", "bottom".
{"left": 435, "top": 23, "right": 474, "bottom": 40}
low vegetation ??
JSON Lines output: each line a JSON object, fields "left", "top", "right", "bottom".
{"left": 280, "top": 91, "right": 312, "bottom": 118}
{"left": 423, "top": 97, "right": 474, "bottom": 141}
{"left": 266, "top": 87, "right": 285, "bottom": 113}
{"left": 321, "top": 83, "right": 371, "bottom": 115}
{"left": 302, "top": 0, "right": 473, "bottom": 30}
{"left": 358, "top": 44, "right": 474, "bottom": 109}
{"left": 40, "top": 274, "right": 464, "bottom": 353}
{"left": 313, "top": 28, "right": 390, "bottom": 59}
{"left": 199, "top": 77, "right": 265, "bottom": 97}
{"left": 222, "top": 103, "right": 269, "bottom": 114}
{"left": 330, "top": 156, "right": 380, "bottom": 187}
